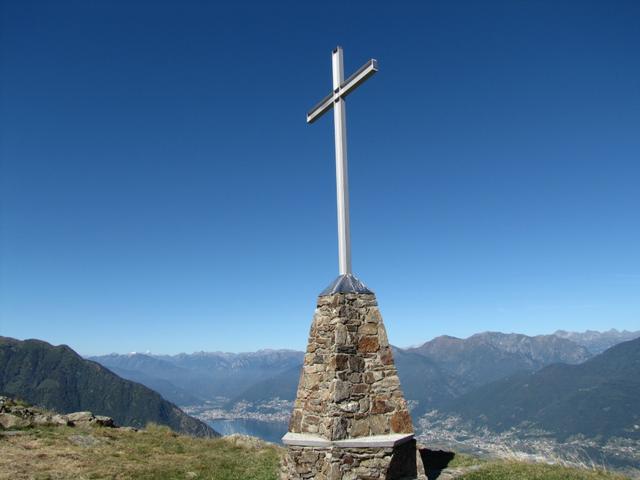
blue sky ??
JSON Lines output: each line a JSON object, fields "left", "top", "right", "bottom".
{"left": 1, "top": 0, "right": 639, "bottom": 355}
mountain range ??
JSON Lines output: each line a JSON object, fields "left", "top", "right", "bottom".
{"left": 91, "top": 331, "right": 599, "bottom": 413}
{"left": 2, "top": 326, "right": 637, "bottom": 473}
{"left": 11, "top": 328, "right": 635, "bottom": 444}
{"left": 91, "top": 349, "right": 304, "bottom": 406}
{"left": 90, "top": 329, "right": 639, "bottom": 430}
{"left": 441, "top": 336, "right": 640, "bottom": 441}
{"left": 0, "top": 336, "right": 218, "bottom": 437}
{"left": 400, "top": 332, "right": 591, "bottom": 415}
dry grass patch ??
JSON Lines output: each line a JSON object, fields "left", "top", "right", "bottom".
{"left": 0, "top": 424, "right": 280, "bottom": 480}
{"left": 457, "top": 461, "right": 630, "bottom": 480}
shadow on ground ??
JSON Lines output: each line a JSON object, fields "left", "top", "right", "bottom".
{"left": 419, "top": 448, "right": 456, "bottom": 480}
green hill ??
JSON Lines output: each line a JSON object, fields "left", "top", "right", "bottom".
{"left": 0, "top": 336, "right": 217, "bottom": 437}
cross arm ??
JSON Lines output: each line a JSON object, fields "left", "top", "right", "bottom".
{"left": 340, "top": 59, "right": 378, "bottom": 101}
{"left": 307, "top": 91, "right": 335, "bottom": 125}
{"left": 307, "top": 59, "right": 378, "bottom": 124}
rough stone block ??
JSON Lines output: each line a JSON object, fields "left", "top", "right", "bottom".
{"left": 284, "top": 292, "right": 415, "bottom": 479}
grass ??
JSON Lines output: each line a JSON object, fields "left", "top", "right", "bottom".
{"left": 457, "top": 460, "right": 630, "bottom": 480}
{"left": 1, "top": 424, "right": 632, "bottom": 479}
{"left": 419, "top": 449, "right": 631, "bottom": 479}
{"left": 446, "top": 452, "right": 485, "bottom": 468}
{"left": 0, "top": 424, "right": 281, "bottom": 480}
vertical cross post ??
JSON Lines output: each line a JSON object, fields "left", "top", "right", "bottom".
{"left": 332, "top": 47, "right": 352, "bottom": 276}
{"left": 307, "top": 47, "right": 377, "bottom": 283}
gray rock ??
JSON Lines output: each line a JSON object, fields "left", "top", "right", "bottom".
{"left": 66, "top": 411, "right": 95, "bottom": 423}
{"left": 51, "top": 414, "right": 72, "bottom": 426}
{"left": 32, "top": 414, "right": 55, "bottom": 426}
{"left": 0, "top": 413, "right": 31, "bottom": 429}
{"left": 94, "top": 415, "right": 115, "bottom": 427}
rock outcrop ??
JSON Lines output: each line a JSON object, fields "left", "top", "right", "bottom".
{"left": 0, "top": 396, "right": 121, "bottom": 431}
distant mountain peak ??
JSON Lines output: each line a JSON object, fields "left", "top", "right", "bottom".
{"left": 553, "top": 328, "right": 640, "bottom": 354}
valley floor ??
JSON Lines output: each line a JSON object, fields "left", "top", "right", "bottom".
{"left": 418, "top": 411, "right": 640, "bottom": 479}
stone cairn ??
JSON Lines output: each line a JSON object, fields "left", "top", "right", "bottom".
{"left": 282, "top": 276, "right": 416, "bottom": 479}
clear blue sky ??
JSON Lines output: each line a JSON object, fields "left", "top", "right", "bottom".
{"left": 1, "top": 0, "right": 638, "bottom": 355}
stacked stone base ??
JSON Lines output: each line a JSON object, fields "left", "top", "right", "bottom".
{"left": 282, "top": 440, "right": 417, "bottom": 480}
{"left": 283, "top": 287, "right": 417, "bottom": 479}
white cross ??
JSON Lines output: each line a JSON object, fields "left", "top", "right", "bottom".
{"left": 308, "top": 46, "right": 378, "bottom": 276}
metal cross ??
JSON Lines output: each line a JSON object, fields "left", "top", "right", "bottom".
{"left": 308, "top": 46, "right": 378, "bottom": 276}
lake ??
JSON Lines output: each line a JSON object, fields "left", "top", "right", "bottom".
{"left": 208, "top": 419, "right": 289, "bottom": 444}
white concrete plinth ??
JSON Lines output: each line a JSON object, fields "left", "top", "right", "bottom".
{"left": 282, "top": 432, "right": 414, "bottom": 448}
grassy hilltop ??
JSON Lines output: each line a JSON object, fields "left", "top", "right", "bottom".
{"left": 1, "top": 423, "right": 632, "bottom": 480}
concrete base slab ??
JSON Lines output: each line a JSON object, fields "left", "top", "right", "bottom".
{"left": 282, "top": 432, "right": 414, "bottom": 448}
